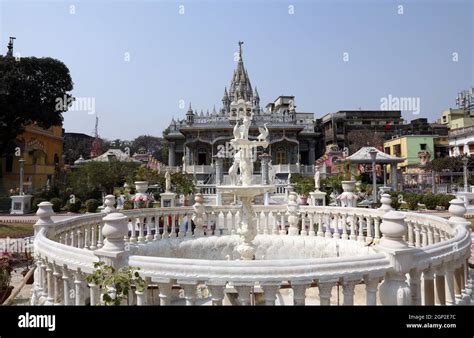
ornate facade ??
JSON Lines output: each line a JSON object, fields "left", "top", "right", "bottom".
{"left": 164, "top": 43, "right": 321, "bottom": 176}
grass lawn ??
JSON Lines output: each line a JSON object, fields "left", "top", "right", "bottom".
{"left": 0, "top": 223, "right": 34, "bottom": 238}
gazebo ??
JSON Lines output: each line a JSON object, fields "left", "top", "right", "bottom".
{"left": 346, "top": 146, "right": 405, "bottom": 190}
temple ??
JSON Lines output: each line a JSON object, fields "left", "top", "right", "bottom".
{"left": 164, "top": 42, "right": 322, "bottom": 180}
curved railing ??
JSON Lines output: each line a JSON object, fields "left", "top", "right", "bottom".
{"left": 31, "top": 198, "right": 472, "bottom": 306}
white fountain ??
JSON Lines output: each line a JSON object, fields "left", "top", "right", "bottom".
{"left": 216, "top": 99, "right": 276, "bottom": 260}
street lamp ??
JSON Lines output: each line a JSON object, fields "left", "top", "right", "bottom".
{"left": 369, "top": 149, "right": 378, "bottom": 203}
{"left": 462, "top": 156, "right": 469, "bottom": 192}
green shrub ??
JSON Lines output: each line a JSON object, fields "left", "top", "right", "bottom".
{"left": 388, "top": 191, "right": 401, "bottom": 210}
{"left": 422, "top": 193, "right": 438, "bottom": 210}
{"left": 49, "top": 197, "right": 63, "bottom": 212}
{"left": 404, "top": 193, "right": 420, "bottom": 210}
{"left": 438, "top": 194, "right": 455, "bottom": 209}
{"left": 66, "top": 198, "right": 82, "bottom": 213}
{"left": 124, "top": 200, "right": 134, "bottom": 210}
{"left": 32, "top": 198, "right": 47, "bottom": 212}
{"left": 85, "top": 199, "right": 101, "bottom": 213}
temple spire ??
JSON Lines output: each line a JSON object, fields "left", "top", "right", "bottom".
{"left": 238, "top": 40, "right": 244, "bottom": 61}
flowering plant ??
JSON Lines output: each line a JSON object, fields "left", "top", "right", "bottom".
{"left": 132, "top": 195, "right": 150, "bottom": 208}
{"left": 0, "top": 251, "right": 14, "bottom": 290}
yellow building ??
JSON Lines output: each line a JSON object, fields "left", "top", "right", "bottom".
{"left": 1, "top": 124, "right": 64, "bottom": 193}
{"left": 440, "top": 108, "right": 474, "bottom": 129}
{"left": 384, "top": 135, "right": 448, "bottom": 171}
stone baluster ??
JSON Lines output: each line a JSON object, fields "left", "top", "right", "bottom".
{"left": 407, "top": 220, "right": 414, "bottom": 247}
{"left": 90, "top": 224, "right": 97, "bottom": 250}
{"left": 409, "top": 269, "right": 422, "bottom": 305}
{"left": 261, "top": 283, "right": 280, "bottom": 305}
{"left": 349, "top": 214, "right": 356, "bottom": 240}
{"left": 300, "top": 213, "right": 308, "bottom": 236}
{"left": 145, "top": 217, "right": 153, "bottom": 241}
{"left": 340, "top": 213, "right": 348, "bottom": 240}
{"left": 444, "top": 264, "right": 456, "bottom": 306}
{"left": 454, "top": 264, "right": 464, "bottom": 304}
{"left": 138, "top": 217, "right": 145, "bottom": 242}
{"left": 74, "top": 269, "right": 86, "bottom": 305}
{"left": 420, "top": 224, "right": 428, "bottom": 247}
{"left": 318, "top": 281, "right": 334, "bottom": 305}
{"left": 40, "top": 259, "right": 48, "bottom": 298}
{"left": 235, "top": 285, "right": 253, "bottom": 306}
{"left": 157, "top": 280, "right": 173, "bottom": 305}
{"left": 317, "top": 213, "right": 324, "bottom": 237}
{"left": 427, "top": 226, "right": 434, "bottom": 245}
{"left": 357, "top": 215, "right": 365, "bottom": 242}
{"left": 366, "top": 216, "right": 373, "bottom": 243}
{"left": 256, "top": 212, "right": 262, "bottom": 234}
{"left": 89, "top": 282, "right": 100, "bottom": 306}
{"left": 364, "top": 276, "right": 379, "bottom": 305}
{"left": 279, "top": 212, "right": 286, "bottom": 235}
{"left": 62, "top": 266, "right": 72, "bottom": 306}
{"left": 208, "top": 284, "right": 226, "bottom": 306}
{"left": 184, "top": 212, "right": 192, "bottom": 237}
{"left": 263, "top": 211, "right": 270, "bottom": 235}
{"left": 439, "top": 230, "right": 446, "bottom": 242}
{"left": 413, "top": 222, "right": 421, "bottom": 247}
{"left": 332, "top": 213, "right": 340, "bottom": 239}
{"left": 172, "top": 213, "right": 179, "bottom": 238}
{"left": 272, "top": 212, "right": 279, "bottom": 235}
{"left": 180, "top": 281, "right": 197, "bottom": 306}
{"left": 45, "top": 261, "right": 54, "bottom": 304}
{"left": 203, "top": 211, "right": 210, "bottom": 236}
{"left": 325, "top": 212, "right": 332, "bottom": 238}
{"left": 378, "top": 211, "right": 413, "bottom": 305}
{"left": 433, "top": 228, "right": 440, "bottom": 243}
{"left": 422, "top": 269, "right": 435, "bottom": 305}
{"left": 84, "top": 225, "right": 90, "bottom": 249}
{"left": 153, "top": 215, "right": 160, "bottom": 240}
{"left": 309, "top": 212, "right": 316, "bottom": 236}
{"left": 193, "top": 194, "right": 205, "bottom": 237}
{"left": 342, "top": 279, "right": 359, "bottom": 305}
{"left": 373, "top": 217, "right": 380, "bottom": 241}
{"left": 97, "top": 221, "right": 104, "bottom": 248}
{"left": 292, "top": 283, "right": 308, "bottom": 305}
{"left": 53, "top": 263, "right": 62, "bottom": 305}
{"left": 230, "top": 210, "right": 238, "bottom": 235}
{"left": 177, "top": 213, "right": 185, "bottom": 237}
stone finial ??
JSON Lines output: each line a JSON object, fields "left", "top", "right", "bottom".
{"left": 378, "top": 193, "right": 394, "bottom": 212}
{"left": 101, "top": 213, "right": 128, "bottom": 252}
{"left": 103, "top": 195, "right": 116, "bottom": 214}
{"left": 379, "top": 211, "right": 408, "bottom": 249}
{"left": 34, "top": 202, "right": 55, "bottom": 235}
{"left": 448, "top": 198, "right": 470, "bottom": 228}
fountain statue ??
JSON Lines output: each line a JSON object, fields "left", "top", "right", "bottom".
{"left": 216, "top": 99, "right": 276, "bottom": 260}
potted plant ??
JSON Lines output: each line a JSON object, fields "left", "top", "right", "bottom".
{"left": 0, "top": 252, "right": 14, "bottom": 304}
{"left": 291, "top": 174, "right": 314, "bottom": 205}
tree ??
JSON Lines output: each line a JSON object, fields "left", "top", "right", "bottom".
{"left": 68, "top": 161, "right": 140, "bottom": 200}
{"left": 0, "top": 56, "right": 74, "bottom": 156}
{"left": 346, "top": 130, "right": 385, "bottom": 155}
{"left": 427, "top": 156, "right": 463, "bottom": 172}
{"left": 130, "top": 135, "right": 165, "bottom": 161}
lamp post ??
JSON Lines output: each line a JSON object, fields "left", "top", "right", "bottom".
{"left": 19, "top": 158, "right": 25, "bottom": 195}
{"left": 369, "top": 149, "right": 378, "bottom": 203}
{"left": 462, "top": 156, "right": 469, "bottom": 192}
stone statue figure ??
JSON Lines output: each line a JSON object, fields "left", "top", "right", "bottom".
{"left": 288, "top": 172, "right": 292, "bottom": 185}
{"left": 268, "top": 160, "right": 276, "bottom": 184}
{"left": 314, "top": 165, "right": 320, "bottom": 190}
{"left": 229, "top": 160, "right": 239, "bottom": 186}
{"left": 165, "top": 169, "right": 171, "bottom": 192}
{"left": 239, "top": 114, "right": 252, "bottom": 140}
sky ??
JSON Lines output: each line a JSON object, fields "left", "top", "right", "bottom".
{"left": 0, "top": 0, "right": 473, "bottom": 140}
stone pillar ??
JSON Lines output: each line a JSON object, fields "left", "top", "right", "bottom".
{"left": 260, "top": 153, "right": 271, "bottom": 185}
{"left": 378, "top": 211, "right": 414, "bottom": 305}
{"left": 435, "top": 268, "right": 446, "bottom": 305}
{"left": 168, "top": 142, "right": 176, "bottom": 167}
{"left": 286, "top": 192, "right": 300, "bottom": 236}
{"left": 390, "top": 164, "right": 398, "bottom": 191}
{"left": 207, "top": 284, "right": 226, "bottom": 306}
{"left": 364, "top": 276, "right": 379, "bottom": 305}
{"left": 423, "top": 269, "right": 435, "bottom": 305}
{"left": 261, "top": 284, "right": 280, "bottom": 305}
{"left": 409, "top": 269, "right": 422, "bottom": 305}
{"left": 214, "top": 156, "right": 224, "bottom": 185}
{"left": 318, "top": 281, "right": 334, "bottom": 306}
{"left": 309, "top": 140, "right": 316, "bottom": 166}
{"left": 445, "top": 265, "right": 456, "bottom": 305}
{"left": 93, "top": 212, "right": 129, "bottom": 269}
{"left": 454, "top": 266, "right": 464, "bottom": 304}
